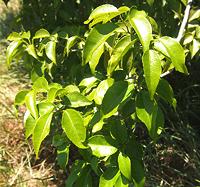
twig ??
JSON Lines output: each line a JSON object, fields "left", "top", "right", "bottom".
{"left": 160, "top": 0, "right": 193, "bottom": 78}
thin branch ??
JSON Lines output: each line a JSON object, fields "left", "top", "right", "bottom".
{"left": 160, "top": 0, "right": 193, "bottom": 78}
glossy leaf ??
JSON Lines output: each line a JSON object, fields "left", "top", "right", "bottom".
{"left": 38, "top": 102, "right": 54, "bottom": 116}
{"left": 142, "top": 50, "right": 161, "bottom": 99}
{"left": 25, "top": 90, "right": 38, "bottom": 119}
{"left": 99, "top": 167, "right": 120, "bottom": 187}
{"left": 107, "top": 35, "right": 134, "bottom": 76}
{"left": 88, "top": 135, "right": 117, "bottom": 158}
{"left": 45, "top": 40, "right": 56, "bottom": 64}
{"left": 90, "top": 111, "right": 105, "bottom": 133}
{"left": 26, "top": 44, "right": 38, "bottom": 60}
{"left": 6, "top": 40, "right": 22, "bottom": 66}
{"left": 65, "top": 36, "right": 80, "bottom": 56}
{"left": 15, "top": 90, "right": 29, "bottom": 106}
{"left": 190, "top": 39, "right": 200, "bottom": 58}
{"left": 129, "top": 9, "right": 152, "bottom": 52}
{"left": 7, "top": 32, "right": 21, "bottom": 41}
{"left": 83, "top": 23, "right": 118, "bottom": 64}
{"left": 62, "top": 109, "right": 86, "bottom": 148}
{"left": 118, "top": 152, "right": 131, "bottom": 180}
{"left": 67, "top": 92, "right": 93, "bottom": 108}
{"left": 24, "top": 111, "right": 36, "bottom": 139}
{"left": 102, "top": 81, "right": 128, "bottom": 116}
{"left": 94, "top": 78, "right": 114, "bottom": 105}
{"left": 84, "top": 4, "right": 129, "bottom": 28}
{"left": 33, "top": 28, "right": 50, "bottom": 39}
{"left": 32, "top": 77, "right": 49, "bottom": 92}
{"left": 33, "top": 111, "right": 53, "bottom": 158}
{"left": 158, "top": 36, "right": 188, "bottom": 74}
{"left": 89, "top": 43, "right": 104, "bottom": 74}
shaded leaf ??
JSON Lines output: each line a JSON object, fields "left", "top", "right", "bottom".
{"left": 64, "top": 36, "right": 80, "bottom": 56}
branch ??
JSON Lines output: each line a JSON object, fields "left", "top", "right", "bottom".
{"left": 160, "top": 0, "right": 193, "bottom": 78}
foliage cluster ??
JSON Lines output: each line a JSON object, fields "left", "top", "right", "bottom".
{"left": 5, "top": 0, "right": 200, "bottom": 186}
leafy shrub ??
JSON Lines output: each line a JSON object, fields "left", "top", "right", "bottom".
{"left": 6, "top": 1, "right": 200, "bottom": 186}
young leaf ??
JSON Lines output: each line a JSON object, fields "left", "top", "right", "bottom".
{"left": 6, "top": 40, "right": 22, "bottom": 66}
{"left": 45, "top": 40, "right": 56, "bottom": 64}
{"left": 25, "top": 90, "right": 38, "bottom": 119}
{"left": 7, "top": 32, "right": 21, "bottom": 41}
{"left": 107, "top": 35, "right": 135, "bottom": 76}
{"left": 88, "top": 135, "right": 117, "bottom": 158}
{"left": 142, "top": 50, "right": 161, "bottom": 99}
{"left": 94, "top": 78, "right": 114, "bottom": 105}
{"left": 15, "top": 90, "right": 29, "bottom": 106}
{"left": 66, "top": 92, "right": 93, "bottom": 108}
{"left": 24, "top": 111, "right": 36, "bottom": 139}
{"left": 158, "top": 36, "right": 188, "bottom": 74}
{"left": 64, "top": 36, "right": 80, "bottom": 56}
{"left": 99, "top": 167, "right": 120, "bottom": 187}
{"left": 33, "top": 28, "right": 50, "bottom": 39}
{"left": 114, "top": 175, "right": 129, "bottom": 187}
{"left": 83, "top": 23, "right": 118, "bottom": 65}
{"left": 129, "top": 9, "right": 152, "bottom": 52}
{"left": 84, "top": 4, "right": 129, "bottom": 28}
{"left": 26, "top": 44, "right": 38, "bottom": 60}
{"left": 102, "top": 81, "right": 128, "bottom": 116}
{"left": 33, "top": 111, "right": 53, "bottom": 158}
{"left": 62, "top": 109, "right": 86, "bottom": 148}
{"left": 118, "top": 152, "right": 131, "bottom": 180}
{"left": 32, "top": 77, "right": 49, "bottom": 92}
{"left": 38, "top": 102, "right": 54, "bottom": 116}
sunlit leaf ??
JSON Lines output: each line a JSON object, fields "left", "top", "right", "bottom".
{"left": 33, "top": 28, "right": 50, "bottom": 39}
{"left": 15, "top": 90, "right": 29, "bottom": 106}
{"left": 33, "top": 111, "right": 53, "bottom": 158}
{"left": 88, "top": 135, "right": 117, "bottom": 157}
{"left": 32, "top": 77, "right": 49, "bottom": 92}
{"left": 45, "top": 40, "right": 56, "bottom": 64}
{"left": 83, "top": 23, "right": 118, "bottom": 65}
{"left": 64, "top": 36, "right": 80, "bottom": 56}
{"left": 24, "top": 110, "right": 36, "bottom": 139}
{"left": 129, "top": 9, "right": 152, "bottom": 52}
{"left": 142, "top": 50, "right": 161, "bottom": 99}
{"left": 26, "top": 44, "right": 38, "bottom": 60}
{"left": 118, "top": 152, "right": 131, "bottom": 180}
{"left": 62, "top": 109, "right": 86, "bottom": 148}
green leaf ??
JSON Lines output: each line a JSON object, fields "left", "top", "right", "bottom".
{"left": 89, "top": 43, "right": 104, "bottom": 74}
{"left": 33, "top": 28, "right": 50, "bottom": 39}
{"left": 24, "top": 111, "right": 36, "bottom": 139}
{"left": 142, "top": 50, "right": 161, "bottom": 99}
{"left": 90, "top": 110, "right": 105, "bottom": 133}
{"left": 26, "top": 44, "right": 38, "bottom": 60}
{"left": 102, "top": 81, "right": 128, "bottom": 116}
{"left": 107, "top": 35, "right": 135, "bottom": 76}
{"left": 136, "top": 91, "right": 164, "bottom": 140}
{"left": 129, "top": 9, "right": 152, "bottom": 52}
{"left": 84, "top": 4, "right": 129, "bottom": 28}
{"left": 15, "top": 90, "right": 29, "bottom": 106}
{"left": 25, "top": 90, "right": 38, "bottom": 119}
{"left": 62, "top": 109, "right": 86, "bottom": 148}
{"left": 94, "top": 78, "right": 114, "bottom": 105}
{"left": 88, "top": 135, "right": 117, "bottom": 158}
{"left": 32, "top": 77, "right": 49, "bottom": 92}
{"left": 57, "top": 146, "right": 69, "bottom": 169}
{"left": 157, "top": 36, "right": 188, "bottom": 74}
{"left": 190, "top": 39, "right": 200, "bottom": 58}
{"left": 38, "top": 102, "right": 54, "bottom": 116}
{"left": 146, "top": 0, "right": 154, "bottom": 6}
{"left": 65, "top": 160, "right": 85, "bottom": 187}
{"left": 7, "top": 32, "right": 21, "bottom": 41}
{"left": 45, "top": 40, "right": 56, "bottom": 64}
{"left": 118, "top": 152, "right": 131, "bottom": 180}
{"left": 6, "top": 40, "right": 22, "bottom": 66}
{"left": 83, "top": 23, "right": 118, "bottom": 65}
{"left": 33, "top": 111, "right": 53, "bottom": 158}
{"left": 64, "top": 36, "right": 80, "bottom": 56}
{"left": 114, "top": 175, "right": 129, "bottom": 187}
{"left": 156, "top": 79, "right": 176, "bottom": 108}
{"left": 99, "top": 167, "right": 120, "bottom": 187}
{"left": 131, "top": 159, "right": 145, "bottom": 187}
{"left": 67, "top": 92, "right": 93, "bottom": 108}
